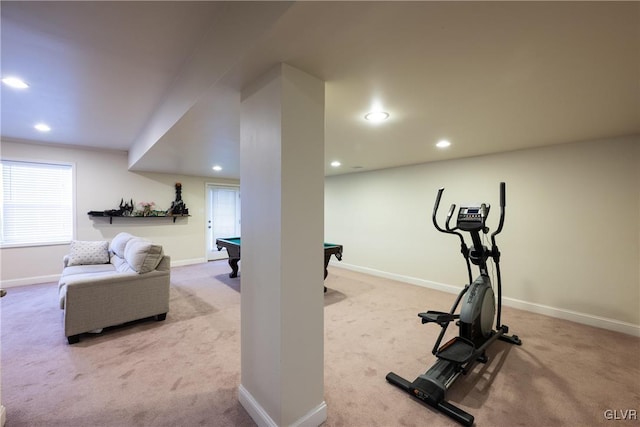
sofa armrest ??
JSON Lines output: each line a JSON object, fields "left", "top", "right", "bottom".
{"left": 156, "top": 255, "right": 170, "bottom": 272}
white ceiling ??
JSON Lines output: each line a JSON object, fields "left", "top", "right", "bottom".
{"left": 2, "top": 1, "right": 639, "bottom": 179}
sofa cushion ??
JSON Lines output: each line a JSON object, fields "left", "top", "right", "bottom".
{"left": 111, "top": 254, "right": 136, "bottom": 273}
{"left": 62, "top": 263, "right": 116, "bottom": 277}
{"left": 58, "top": 270, "right": 135, "bottom": 309}
{"left": 124, "top": 238, "right": 164, "bottom": 274}
{"left": 67, "top": 240, "right": 110, "bottom": 266}
{"left": 109, "top": 232, "right": 135, "bottom": 258}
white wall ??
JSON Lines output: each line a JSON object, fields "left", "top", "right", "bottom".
{"left": 4, "top": 136, "right": 638, "bottom": 334}
{"left": 325, "top": 135, "right": 640, "bottom": 334}
{"left": 0, "top": 140, "right": 238, "bottom": 287}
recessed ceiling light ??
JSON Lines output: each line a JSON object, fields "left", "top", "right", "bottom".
{"left": 364, "top": 111, "right": 389, "bottom": 122}
{"left": 330, "top": 161, "right": 341, "bottom": 167}
{"left": 34, "top": 123, "right": 51, "bottom": 132}
{"left": 212, "top": 165, "right": 222, "bottom": 171}
{"left": 2, "top": 76, "right": 29, "bottom": 89}
{"left": 436, "top": 140, "right": 451, "bottom": 148}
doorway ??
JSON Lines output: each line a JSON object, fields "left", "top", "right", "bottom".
{"left": 206, "top": 184, "right": 241, "bottom": 261}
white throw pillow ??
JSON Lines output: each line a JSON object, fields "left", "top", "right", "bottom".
{"left": 123, "top": 238, "right": 164, "bottom": 274}
{"left": 67, "top": 240, "right": 110, "bottom": 266}
{"left": 109, "top": 232, "right": 135, "bottom": 258}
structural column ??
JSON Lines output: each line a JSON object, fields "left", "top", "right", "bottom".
{"left": 239, "top": 64, "right": 325, "bottom": 426}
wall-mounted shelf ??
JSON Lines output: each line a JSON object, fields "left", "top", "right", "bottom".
{"left": 88, "top": 214, "right": 190, "bottom": 224}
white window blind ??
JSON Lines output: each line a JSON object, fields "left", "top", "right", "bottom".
{"left": 211, "top": 187, "right": 241, "bottom": 241}
{"left": 1, "top": 160, "right": 73, "bottom": 246}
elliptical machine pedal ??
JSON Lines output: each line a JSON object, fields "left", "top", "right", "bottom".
{"left": 436, "top": 336, "right": 476, "bottom": 365}
{"left": 386, "top": 182, "right": 522, "bottom": 426}
{"left": 418, "top": 310, "right": 459, "bottom": 325}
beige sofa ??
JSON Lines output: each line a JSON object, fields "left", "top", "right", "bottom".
{"left": 58, "top": 232, "right": 170, "bottom": 344}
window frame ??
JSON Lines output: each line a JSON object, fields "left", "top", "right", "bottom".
{"left": 0, "top": 157, "right": 76, "bottom": 248}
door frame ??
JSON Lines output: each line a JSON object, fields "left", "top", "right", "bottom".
{"left": 205, "top": 182, "right": 241, "bottom": 261}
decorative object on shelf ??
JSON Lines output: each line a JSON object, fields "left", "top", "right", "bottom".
{"left": 138, "top": 201, "right": 155, "bottom": 217}
{"left": 88, "top": 214, "right": 186, "bottom": 224}
{"left": 167, "top": 182, "right": 189, "bottom": 216}
{"left": 119, "top": 198, "right": 135, "bottom": 216}
{"left": 88, "top": 185, "right": 190, "bottom": 224}
{"left": 89, "top": 198, "right": 134, "bottom": 217}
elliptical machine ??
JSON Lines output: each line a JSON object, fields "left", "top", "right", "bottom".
{"left": 386, "top": 182, "right": 522, "bottom": 426}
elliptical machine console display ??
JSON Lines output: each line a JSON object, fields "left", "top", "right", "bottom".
{"left": 386, "top": 182, "right": 522, "bottom": 427}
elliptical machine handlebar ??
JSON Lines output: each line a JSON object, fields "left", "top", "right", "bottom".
{"left": 433, "top": 187, "right": 472, "bottom": 285}
{"left": 432, "top": 188, "right": 447, "bottom": 233}
{"left": 490, "top": 182, "right": 506, "bottom": 246}
{"left": 433, "top": 188, "right": 462, "bottom": 237}
{"left": 434, "top": 183, "right": 506, "bottom": 238}
{"left": 445, "top": 203, "right": 457, "bottom": 231}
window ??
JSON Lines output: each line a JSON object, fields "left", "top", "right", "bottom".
{"left": 1, "top": 159, "right": 74, "bottom": 247}
{"left": 210, "top": 186, "right": 241, "bottom": 240}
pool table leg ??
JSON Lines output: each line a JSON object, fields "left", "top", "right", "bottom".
{"left": 229, "top": 258, "right": 239, "bottom": 278}
{"left": 324, "top": 257, "right": 329, "bottom": 292}
{"left": 324, "top": 252, "right": 332, "bottom": 279}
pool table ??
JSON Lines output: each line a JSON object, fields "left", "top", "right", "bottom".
{"left": 215, "top": 237, "right": 343, "bottom": 291}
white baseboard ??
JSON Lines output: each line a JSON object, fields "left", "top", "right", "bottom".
{"left": 0, "top": 258, "right": 208, "bottom": 288}
{"left": 333, "top": 262, "right": 640, "bottom": 337}
{"left": 504, "top": 296, "right": 640, "bottom": 337}
{"left": 0, "top": 274, "right": 60, "bottom": 288}
{"left": 239, "top": 384, "right": 327, "bottom": 427}
{"left": 333, "top": 261, "right": 462, "bottom": 295}
{"left": 290, "top": 401, "right": 327, "bottom": 427}
{"left": 170, "top": 257, "right": 207, "bottom": 267}
{"left": 239, "top": 385, "right": 278, "bottom": 427}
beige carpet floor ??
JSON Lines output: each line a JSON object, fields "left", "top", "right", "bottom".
{"left": 1, "top": 260, "right": 638, "bottom": 426}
